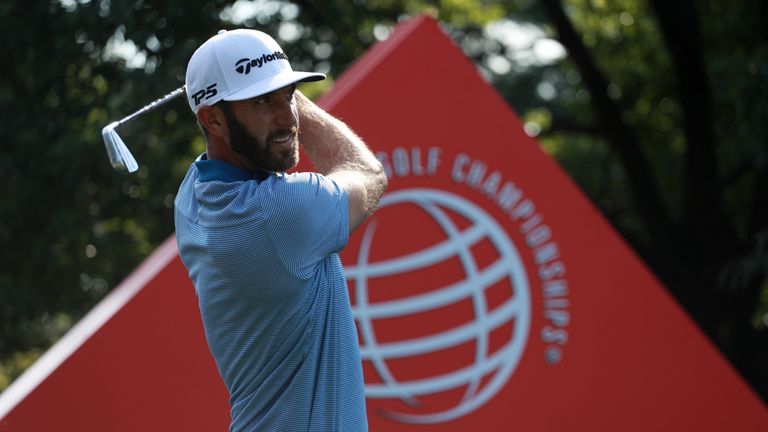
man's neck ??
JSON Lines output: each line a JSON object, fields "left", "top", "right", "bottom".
{"left": 206, "top": 139, "right": 255, "bottom": 172}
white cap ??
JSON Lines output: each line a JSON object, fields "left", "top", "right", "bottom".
{"left": 185, "top": 29, "right": 325, "bottom": 113}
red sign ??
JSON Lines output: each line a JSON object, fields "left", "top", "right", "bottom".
{"left": 0, "top": 15, "right": 765, "bottom": 432}
{"left": 316, "top": 15, "right": 768, "bottom": 431}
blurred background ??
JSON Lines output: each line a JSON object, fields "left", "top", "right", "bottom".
{"left": 1, "top": 0, "right": 766, "bottom": 404}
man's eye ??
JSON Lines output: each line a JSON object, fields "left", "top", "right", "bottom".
{"left": 255, "top": 96, "right": 269, "bottom": 104}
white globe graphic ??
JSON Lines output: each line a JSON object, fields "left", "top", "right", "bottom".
{"left": 344, "top": 188, "right": 531, "bottom": 424}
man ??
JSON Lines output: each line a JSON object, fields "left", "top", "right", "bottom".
{"left": 174, "top": 29, "right": 387, "bottom": 431}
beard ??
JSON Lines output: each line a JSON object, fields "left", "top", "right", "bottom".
{"left": 221, "top": 104, "right": 299, "bottom": 172}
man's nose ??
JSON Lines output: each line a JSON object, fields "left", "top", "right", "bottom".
{"left": 273, "top": 98, "right": 298, "bottom": 128}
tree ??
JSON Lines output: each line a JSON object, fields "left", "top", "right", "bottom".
{"left": 506, "top": 0, "right": 768, "bottom": 399}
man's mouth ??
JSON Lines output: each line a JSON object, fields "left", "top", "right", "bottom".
{"left": 270, "top": 130, "right": 297, "bottom": 149}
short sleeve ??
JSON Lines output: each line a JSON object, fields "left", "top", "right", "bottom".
{"left": 260, "top": 172, "right": 349, "bottom": 279}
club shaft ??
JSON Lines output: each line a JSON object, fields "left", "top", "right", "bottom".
{"left": 117, "top": 86, "right": 186, "bottom": 127}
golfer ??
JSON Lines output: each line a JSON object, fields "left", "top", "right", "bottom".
{"left": 174, "top": 29, "right": 387, "bottom": 431}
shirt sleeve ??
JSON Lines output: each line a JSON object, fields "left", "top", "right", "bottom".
{"left": 260, "top": 172, "right": 349, "bottom": 279}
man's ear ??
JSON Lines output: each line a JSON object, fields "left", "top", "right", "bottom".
{"left": 196, "top": 105, "right": 227, "bottom": 139}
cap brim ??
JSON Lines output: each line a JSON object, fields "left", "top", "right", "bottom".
{"left": 224, "top": 71, "right": 325, "bottom": 102}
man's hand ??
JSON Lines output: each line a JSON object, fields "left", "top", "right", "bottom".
{"left": 296, "top": 91, "right": 388, "bottom": 233}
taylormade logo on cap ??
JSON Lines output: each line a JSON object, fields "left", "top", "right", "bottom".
{"left": 185, "top": 29, "right": 325, "bottom": 113}
{"left": 235, "top": 52, "right": 289, "bottom": 75}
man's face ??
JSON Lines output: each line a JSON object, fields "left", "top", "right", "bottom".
{"left": 221, "top": 85, "right": 300, "bottom": 172}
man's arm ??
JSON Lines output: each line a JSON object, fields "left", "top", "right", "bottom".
{"left": 296, "top": 91, "right": 388, "bottom": 233}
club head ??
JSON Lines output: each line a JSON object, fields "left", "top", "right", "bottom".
{"left": 102, "top": 122, "right": 139, "bottom": 173}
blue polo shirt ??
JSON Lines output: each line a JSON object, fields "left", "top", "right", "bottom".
{"left": 174, "top": 155, "right": 368, "bottom": 431}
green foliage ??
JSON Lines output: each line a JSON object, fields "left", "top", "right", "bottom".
{"left": 0, "top": 349, "right": 43, "bottom": 391}
{"left": 0, "top": 0, "right": 227, "bottom": 389}
{"left": 565, "top": 0, "right": 685, "bottom": 219}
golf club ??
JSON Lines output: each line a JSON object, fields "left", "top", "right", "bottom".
{"left": 102, "top": 86, "right": 186, "bottom": 173}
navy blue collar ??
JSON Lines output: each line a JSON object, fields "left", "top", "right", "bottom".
{"left": 194, "top": 154, "right": 272, "bottom": 182}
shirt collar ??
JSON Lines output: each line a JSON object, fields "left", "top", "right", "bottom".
{"left": 194, "top": 154, "right": 273, "bottom": 182}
